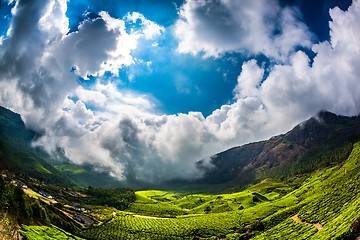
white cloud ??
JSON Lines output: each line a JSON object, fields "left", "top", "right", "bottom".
{"left": 37, "top": 9, "right": 165, "bottom": 80}
{"left": 75, "top": 86, "right": 107, "bottom": 107}
{"left": 42, "top": 11, "right": 133, "bottom": 79}
{"left": 233, "top": 59, "right": 264, "bottom": 99}
{"left": 174, "top": 0, "right": 312, "bottom": 60}
{"left": 125, "top": 12, "right": 165, "bottom": 40}
{"left": 39, "top": 0, "right": 69, "bottom": 37}
{"left": 97, "top": 11, "right": 138, "bottom": 76}
{"left": 216, "top": 0, "right": 360, "bottom": 138}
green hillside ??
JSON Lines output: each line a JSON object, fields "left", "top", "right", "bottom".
{"left": 0, "top": 106, "right": 74, "bottom": 184}
{"left": 73, "top": 141, "right": 360, "bottom": 239}
{"left": 0, "top": 138, "right": 74, "bottom": 184}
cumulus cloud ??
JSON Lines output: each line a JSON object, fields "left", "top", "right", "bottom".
{"left": 125, "top": 12, "right": 165, "bottom": 40}
{"left": 174, "top": 0, "right": 313, "bottom": 60}
{"left": 0, "top": 0, "right": 360, "bottom": 184}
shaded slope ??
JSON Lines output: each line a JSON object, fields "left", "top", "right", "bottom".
{"left": 0, "top": 106, "right": 74, "bottom": 184}
{"left": 0, "top": 138, "right": 73, "bottom": 184}
{"left": 0, "top": 106, "right": 38, "bottom": 150}
{"left": 0, "top": 107, "right": 80, "bottom": 184}
{"left": 0, "top": 106, "right": 126, "bottom": 188}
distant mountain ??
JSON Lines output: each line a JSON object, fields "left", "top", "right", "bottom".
{"left": 0, "top": 106, "right": 73, "bottom": 184}
{"left": 0, "top": 106, "right": 123, "bottom": 187}
{"left": 0, "top": 106, "right": 38, "bottom": 150}
{"left": 195, "top": 111, "right": 360, "bottom": 191}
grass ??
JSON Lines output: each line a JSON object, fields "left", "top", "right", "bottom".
{"left": 55, "top": 165, "right": 87, "bottom": 175}
{"left": 20, "top": 225, "right": 84, "bottom": 240}
{"left": 77, "top": 177, "right": 300, "bottom": 239}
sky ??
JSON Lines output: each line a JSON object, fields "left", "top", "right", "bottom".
{"left": 0, "top": 0, "right": 359, "bottom": 183}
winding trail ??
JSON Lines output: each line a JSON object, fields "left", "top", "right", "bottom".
{"left": 292, "top": 215, "right": 323, "bottom": 231}
{"left": 106, "top": 212, "right": 117, "bottom": 224}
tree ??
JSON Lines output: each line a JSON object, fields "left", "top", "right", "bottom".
{"left": 13, "top": 185, "right": 32, "bottom": 219}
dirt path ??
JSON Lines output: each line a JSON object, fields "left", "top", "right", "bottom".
{"left": 313, "top": 223, "right": 323, "bottom": 231}
{"left": 105, "top": 212, "right": 117, "bottom": 224}
{"left": 292, "top": 215, "right": 323, "bottom": 231}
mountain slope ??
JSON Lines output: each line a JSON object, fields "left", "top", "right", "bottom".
{"left": 0, "top": 138, "right": 72, "bottom": 183}
{"left": 254, "top": 141, "right": 360, "bottom": 239}
{"left": 196, "top": 111, "right": 360, "bottom": 191}
{"left": 0, "top": 106, "right": 38, "bottom": 150}
{"left": 2, "top": 105, "right": 360, "bottom": 191}
{"left": 0, "top": 106, "right": 127, "bottom": 187}
{"left": 0, "top": 106, "right": 73, "bottom": 184}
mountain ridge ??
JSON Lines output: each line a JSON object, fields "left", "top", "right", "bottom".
{"left": 193, "top": 110, "right": 360, "bottom": 191}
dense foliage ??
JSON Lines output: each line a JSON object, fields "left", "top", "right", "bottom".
{"left": 83, "top": 187, "right": 136, "bottom": 210}
{"left": 0, "top": 176, "right": 43, "bottom": 222}
{"left": 0, "top": 176, "right": 78, "bottom": 237}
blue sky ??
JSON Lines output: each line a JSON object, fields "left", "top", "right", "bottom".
{"left": 0, "top": 0, "right": 359, "bottom": 182}
{"left": 65, "top": 0, "right": 243, "bottom": 116}
{"left": 63, "top": 0, "right": 352, "bottom": 117}
{"left": 0, "top": 0, "right": 352, "bottom": 117}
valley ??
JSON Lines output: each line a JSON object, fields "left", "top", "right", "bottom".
{"left": 13, "top": 142, "right": 360, "bottom": 239}
{"left": 79, "top": 141, "right": 360, "bottom": 239}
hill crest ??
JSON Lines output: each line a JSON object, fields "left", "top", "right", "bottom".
{"left": 194, "top": 110, "right": 360, "bottom": 191}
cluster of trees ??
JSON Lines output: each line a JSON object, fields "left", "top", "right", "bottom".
{"left": 0, "top": 176, "right": 47, "bottom": 223}
{"left": 83, "top": 187, "right": 136, "bottom": 210}
{"left": 0, "top": 176, "right": 77, "bottom": 233}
